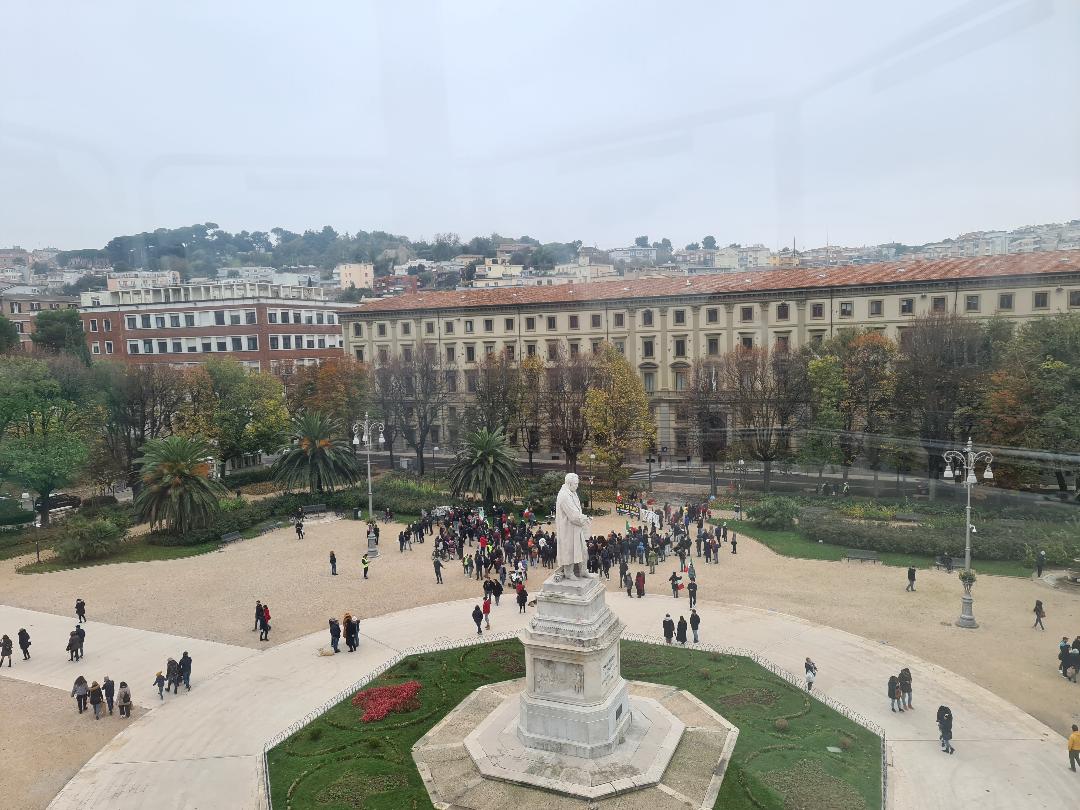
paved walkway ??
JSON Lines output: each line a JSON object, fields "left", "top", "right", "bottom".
{"left": 0, "top": 605, "right": 254, "bottom": 709}
{"left": 0, "top": 589, "right": 1068, "bottom": 810}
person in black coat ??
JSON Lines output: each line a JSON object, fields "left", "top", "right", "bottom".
{"left": 937, "top": 705, "right": 955, "bottom": 754}
{"left": 102, "top": 676, "right": 115, "bottom": 714}
{"left": 676, "top": 616, "right": 688, "bottom": 645}
{"left": 662, "top": 614, "right": 675, "bottom": 644}
{"left": 689, "top": 609, "right": 701, "bottom": 643}
{"left": 179, "top": 652, "right": 192, "bottom": 690}
{"left": 18, "top": 628, "right": 30, "bottom": 660}
{"left": 329, "top": 618, "right": 341, "bottom": 653}
{"left": 472, "top": 604, "right": 484, "bottom": 634}
{"left": 516, "top": 586, "right": 528, "bottom": 614}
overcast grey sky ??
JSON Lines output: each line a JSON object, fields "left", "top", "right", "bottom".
{"left": 2, "top": 0, "right": 1078, "bottom": 251}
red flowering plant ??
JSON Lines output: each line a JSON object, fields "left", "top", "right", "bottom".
{"left": 351, "top": 680, "right": 422, "bottom": 723}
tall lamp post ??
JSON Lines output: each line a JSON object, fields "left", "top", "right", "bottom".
{"left": 353, "top": 411, "right": 385, "bottom": 558}
{"left": 431, "top": 446, "right": 439, "bottom": 480}
{"left": 942, "top": 437, "right": 994, "bottom": 629}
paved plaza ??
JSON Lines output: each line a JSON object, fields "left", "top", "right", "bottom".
{"left": 0, "top": 508, "right": 1077, "bottom": 809}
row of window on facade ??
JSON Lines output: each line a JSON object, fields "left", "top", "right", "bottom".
{"left": 114, "top": 309, "right": 339, "bottom": 331}
{"left": 121, "top": 333, "right": 341, "bottom": 355}
{"left": 353, "top": 289, "right": 1080, "bottom": 339}
{"left": 8, "top": 301, "right": 75, "bottom": 314}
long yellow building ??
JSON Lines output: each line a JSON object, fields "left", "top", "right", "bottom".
{"left": 341, "top": 252, "right": 1080, "bottom": 460}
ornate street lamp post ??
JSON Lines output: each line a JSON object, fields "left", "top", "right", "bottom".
{"left": 942, "top": 437, "right": 994, "bottom": 629}
{"left": 353, "top": 411, "right": 385, "bottom": 558}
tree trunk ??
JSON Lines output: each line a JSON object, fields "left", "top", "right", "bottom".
{"left": 527, "top": 450, "right": 534, "bottom": 477}
{"left": 709, "top": 462, "right": 717, "bottom": 497}
{"left": 872, "top": 468, "right": 881, "bottom": 498}
{"left": 415, "top": 447, "right": 425, "bottom": 476}
{"left": 37, "top": 490, "right": 51, "bottom": 527}
{"left": 1054, "top": 470, "right": 1067, "bottom": 492}
{"left": 762, "top": 458, "right": 772, "bottom": 492}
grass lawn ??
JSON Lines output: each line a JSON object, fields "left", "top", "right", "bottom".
{"left": 723, "top": 520, "right": 1031, "bottom": 577}
{"left": 267, "top": 639, "right": 881, "bottom": 810}
{"left": 15, "top": 536, "right": 221, "bottom": 574}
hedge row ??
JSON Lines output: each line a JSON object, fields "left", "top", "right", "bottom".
{"left": 801, "top": 519, "right": 1080, "bottom": 565}
{"left": 222, "top": 466, "right": 277, "bottom": 488}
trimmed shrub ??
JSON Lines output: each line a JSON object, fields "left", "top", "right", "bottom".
{"left": 54, "top": 518, "right": 126, "bottom": 563}
{"left": 774, "top": 718, "right": 789, "bottom": 732}
{"left": 81, "top": 495, "right": 119, "bottom": 510}
{"left": 748, "top": 497, "right": 800, "bottom": 531}
{"left": 0, "top": 498, "right": 35, "bottom": 527}
{"left": 222, "top": 466, "right": 275, "bottom": 488}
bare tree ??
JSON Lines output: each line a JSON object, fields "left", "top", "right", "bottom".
{"left": 686, "top": 359, "right": 729, "bottom": 494}
{"left": 467, "top": 351, "right": 522, "bottom": 435}
{"left": 544, "top": 347, "right": 593, "bottom": 473}
{"left": 397, "top": 345, "right": 447, "bottom": 475}
{"left": 517, "top": 353, "right": 545, "bottom": 476}
{"left": 718, "top": 347, "right": 809, "bottom": 491}
{"left": 372, "top": 360, "right": 405, "bottom": 469}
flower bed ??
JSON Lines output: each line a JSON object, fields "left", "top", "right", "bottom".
{"left": 351, "top": 681, "right": 422, "bottom": 723}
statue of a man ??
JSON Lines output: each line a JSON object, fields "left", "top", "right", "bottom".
{"left": 555, "top": 472, "right": 590, "bottom": 579}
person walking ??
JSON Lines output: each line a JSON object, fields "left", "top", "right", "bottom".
{"left": 18, "top": 628, "right": 30, "bottom": 660}
{"left": 343, "top": 614, "right": 356, "bottom": 652}
{"left": 75, "top": 624, "right": 85, "bottom": 661}
{"left": 662, "top": 614, "right": 675, "bottom": 644}
{"left": 71, "top": 675, "right": 88, "bottom": 713}
{"left": 472, "top": 604, "right": 484, "bottom": 635}
{"left": 102, "top": 675, "right": 115, "bottom": 714}
{"left": 906, "top": 567, "right": 916, "bottom": 592}
{"left": 635, "top": 571, "right": 646, "bottom": 598}
{"left": 153, "top": 671, "right": 165, "bottom": 700}
{"left": 329, "top": 618, "right": 341, "bottom": 653}
{"left": 433, "top": 555, "right": 444, "bottom": 584}
{"left": 165, "top": 658, "right": 180, "bottom": 694}
{"left": 117, "top": 681, "right": 132, "bottom": 718}
{"left": 66, "top": 630, "right": 80, "bottom": 662}
{"left": 517, "top": 586, "right": 528, "bottom": 614}
{"left": 0, "top": 634, "right": 12, "bottom": 667}
{"left": 75, "top": 598, "right": 87, "bottom": 624}
{"left": 676, "top": 615, "right": 688, "bottom": 646}
{"left": 730, "top": 533, "right": 737, "bottom": 554}
{"left": 647, "top": 547, "right": 657, "bottom": 574}
{"left": 295, "top": 519, "right": 304, "bottom": 540}
{"left": 253, "top": 600, "right": 263, "bottom": 632}
{"left": 482, "top": 596, "right": 492, "bottom": 629}
{"left": 937, "top": 705, "right": 955, "bottom": 754}
{"left": 179, "top": 651, "right": 192, "bottom": 690}
{"left": 669, "top": 570, "right": 681, "bottom": 598}
{"left": 899, "top": 667, "right": 913, "bottom": 710}
{"left": 330, "top": 551, "right": 337, "bottom": 576}
{"left": 1037, "top": 549, "right": 1047, "bottom": 579}
{"left": 805, "top": 658, "right": 818, "bottom": 691}
{"left": 361, "top": 554, "right": 370, "bottom": 579}
{"left": 259, "top": 605, "right": 271, "bottom": 642}
{"left": 624, "top": 571, "right": 633, "bottom": 597}
{"left": 1068, "top": 724, "right": 1080, "bottom": 772}
{"left": 689, "top": 609, "right": 700, "bottom": 643}
{"left": 1033, "top": 600, "right": 1046, "bottom": 630}
{"left": 889, "top": 674, "right": 904, "bottom": 712}
{"left": 687, "top": 580, "right": 698, "bottom": 608}
{"left": 88, "top": 680, "right": 104, "bottom": 719}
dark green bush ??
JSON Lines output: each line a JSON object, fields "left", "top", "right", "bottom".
{"left": 222, "top": 466, "right": 276, "bottom": 488}
{"left": 81, "top": 495, "right": 119, "bottom": 510}
{"left": 747, "top": 497, "right": 800, "bottom": 531}
{"left": 54, "top": 518, "right": 126, "bottom": 563}
{"left": 0, "top": 498, "right": 35, "bottom": 527}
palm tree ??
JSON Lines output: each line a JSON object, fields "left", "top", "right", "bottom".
{"left": 447, "top": 428, "right": 523, "bottom": 514}
{"left": 134, "top": 435, "right": 229, "bottom": 536}
{"left": 272, "top": 412, "right": 363, "bottom": 495}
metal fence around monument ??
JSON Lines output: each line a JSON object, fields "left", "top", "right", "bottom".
{"left": 260, "top": 630, "right": 888, "bottom": 810}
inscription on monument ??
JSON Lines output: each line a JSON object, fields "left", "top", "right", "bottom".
{"left": 602, "top": 653, "right": 617, "bottom": 686}
{"left": 534, "top": 658, "right": 585, "bottom": 698}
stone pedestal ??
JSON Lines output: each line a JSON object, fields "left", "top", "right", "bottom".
{"left": 517, "top": 573, "right": 631, "bottom": 758}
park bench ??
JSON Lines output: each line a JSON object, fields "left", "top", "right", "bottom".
{"left": 302, "top": 503, "right": 327, "bottom": 516}
{"left": 220, "top": 531, "right": 244, "bottom": 544}
{"left": 934, "top": 555, "right": 955, "bottom": 571}
{"left": 843, "top": 549, "right": 880, "bottom": 564}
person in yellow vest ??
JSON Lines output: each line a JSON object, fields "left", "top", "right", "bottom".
{"left": 1069, "top": 724, "right": 1080, "bottom": 772}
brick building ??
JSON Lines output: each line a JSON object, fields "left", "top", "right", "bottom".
{"left": 79, "top": 282, "right": 353, "bottom": 373}
{"left": 0, "top": 286, "right": 80, "bottom": 347}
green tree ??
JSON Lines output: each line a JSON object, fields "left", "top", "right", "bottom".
{"left": 685, "top": 242, "right": 700, "bottom": 251}
{"left": 634, "top": 235, "right": 649, "bottom": 248}
{"left": 272, "top": 412, "right": 363, "bottom": 494}
{"left": 30, "top": 308, "right": 90, "bottom": 363}
{"left": 0, "top": 315, "right": 20, "bottom": 352}
{"left": 447, "top": 428, "right": 523, "bottom": 514}
{"left": 702, "top": 235, "right": 717, "bottom": 250}
{"left": 0, "top": 429, "right": 88, "bottom": 526}
{"left": 198, "top": 359, "right": 290, "bottom": 472}
{"left": 799, "top": 354, "right": 845, "bottom": 478}
{"left": 134, "top": 435, "right": 229, "bottom": 536}
{"left": 584, "top": 344, "right": 655, "bottom": 492}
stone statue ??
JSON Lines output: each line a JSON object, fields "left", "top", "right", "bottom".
{"left": 555, "top": 472, "right": 590, "bottom": 579}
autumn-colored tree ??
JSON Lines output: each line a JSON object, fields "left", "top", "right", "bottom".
{"left": 799, "top": 353, "right": 845, "bottom": 479}
{"left": 585, "top": 344, "right": 655, "bottom": 492}
{"left": 841, "top": 332, "right": 896, "bottom": 495}
{"left": 284, "top": 357, "right": 369, "bottom": 443}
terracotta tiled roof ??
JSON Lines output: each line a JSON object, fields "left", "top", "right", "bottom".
{"left": 347, "top": 251, "right": 1080, "bottom": 315}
